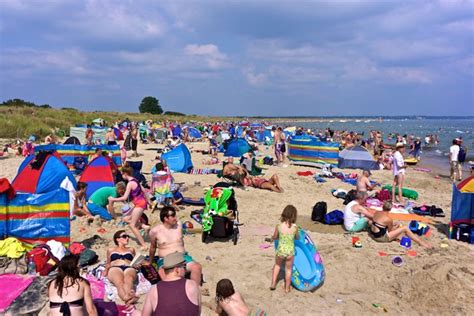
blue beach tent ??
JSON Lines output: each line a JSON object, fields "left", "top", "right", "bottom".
{"left": 224, "top": 138, "right": 252, "bottom": 157}
{"left": 188, "top": 127, "right": 202, "bottom": 139}
{"left": 338, "top": 145, "right": 378, "bottom": 170}
{"left": 162, "top": 144, "right": 193, "bottom": 173}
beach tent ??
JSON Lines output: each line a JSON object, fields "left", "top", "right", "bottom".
{"left": 338, "top": 145, "right": 378, "bottom": 170}
{"left": 114, "top": 127, "right": 124, "bottom": 141}
{"left": 162, "top": 144, "right": 193, "bottom": 173}
{"left": 34, "top": 144, "right": 122, "bottom": 166}
{"left": 450, "top": 176, "right": 474, "bottom": 227}
{"left": 64, "top": 136, "right": 81, "bottom": 145}
{"left": 154, "top": 128, "right": 168, "bottom": 141}
{"left": 79, "top": 156, "right": 116, "bottom": 199}
{"left": 13, "top": 152, "right": 76, "bottom": 194}
{"left": 288, "top": 136, "right": 339, "bottom": 167}
{"left": 224, "top": 138, "right": 252, "bottom": 157}
{"left": 187, "top": 127, "right": 202, "bottom": 139}
{"left": 172, "top": 126, "right": 182, "bottom": 138}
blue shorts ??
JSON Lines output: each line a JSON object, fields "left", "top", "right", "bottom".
{"left": 155, "top": 252, "right": 194, "bottom": 268}
{"left": 86, "top": 202, "right": 113, "bottom": 221}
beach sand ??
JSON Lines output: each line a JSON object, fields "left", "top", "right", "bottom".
{"left": 1, "top": 141, "right": 473, "bottom": 315}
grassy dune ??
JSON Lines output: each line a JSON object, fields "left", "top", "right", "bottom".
{"left": 0, "top": 105, "right": 214, "bottom": 139}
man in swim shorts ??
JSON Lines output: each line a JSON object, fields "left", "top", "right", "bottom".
{"left": 148, "top": 206, "right": 202, "bottom": 285}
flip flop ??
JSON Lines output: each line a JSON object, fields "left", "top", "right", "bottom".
{"left": 406, "top": 250, "right": 417, "bottom": 257}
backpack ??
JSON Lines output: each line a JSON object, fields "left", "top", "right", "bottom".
{"left": 458, "top": 146, "right": 466, "bottom": 163}
{"left": 324, "top": 210, "right": 344, "bottom": 225}
{"left": 311, "top": 202, "right": 327, "bottom": 222}
{"left": 79, "top": 248, "right": 98, "bottom": 267}
{"left": 376, "top": 189, "right": 391, "bottom": 202}
{"left": 27, "top": 244, "right": 60, "bottom": 276}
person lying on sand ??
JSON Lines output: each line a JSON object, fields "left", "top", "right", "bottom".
{"left": 369, "top": 201, "right": 432, "bottom": 249}
{"left": 147, "top": 206, "right": 203, "bottom": 286}
{"left": 243, "top": 174, "right": 284, "bottom": 193}
{"left": 104, "top": 230, "right": 139, "bottom": 306}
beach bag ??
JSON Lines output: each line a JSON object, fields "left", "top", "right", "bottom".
{"left": 26, "top": 244, "right": 59, "bottom": 276}
{"left": 94, "top": 299, "right": 119, "bottom": 316}
{"left": 0, "top": 254, "right": 28, "bottom": 275}
{"left": 311, "top": 202, "right": 327, "bottom": 222}
{"left": 324, "top": 210, "right": 344, "bottom": 225}
{"left": 376, "top": 189, "right": 391, "bottom": 202}
{"left": 140, "top": 263, "right": 160, "bottom": 285}
{"left": 343, "top": 189, "right": 358, "bottom": 205}
{"left": 263, "top": 156, "right": 273, "bottom": 165}
{"left": 79, "top": 248, "right": 98, "bottom": 267}
{"left": 458, "top": 146, "right": 466, "bottom": 163}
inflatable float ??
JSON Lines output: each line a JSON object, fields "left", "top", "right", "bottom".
{"left": 382, "top": 185, "right": 418, "bottom": 200}
{"left": 275, "top": 228, "right": 325, "bottom": 292}
{"left": 404, "top": 157, "right": 418, "bottom": 165}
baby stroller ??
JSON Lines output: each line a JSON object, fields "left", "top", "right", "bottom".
{"left": 201, "top": 182, "right": 240, "bottom": 245}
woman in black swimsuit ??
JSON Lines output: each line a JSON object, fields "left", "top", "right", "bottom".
{"left": 369, "top": 201, "right": 432, "bottom": 248}
{"left": 48, "top": 255, "right": 97, "bottom": 316}
{"left": 105, "top": 230, "right": 138, "bottom": 305}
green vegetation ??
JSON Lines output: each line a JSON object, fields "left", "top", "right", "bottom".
{"left": 139, "top": 96, "right": 163, "bottom": 114}
{"left": 0, "top": 99, "right": 202, "bottom": 139}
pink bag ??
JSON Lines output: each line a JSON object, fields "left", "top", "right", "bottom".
{"left": 86, "top": 275, "right": 105, "bottom": 300}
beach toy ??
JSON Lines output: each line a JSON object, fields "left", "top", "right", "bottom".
{"left": 275, "top": 228, "right": 325, "bottom": 292}
{"left": 354, "top": 241, "right": 362, "bottom": 248}
{"left": 392, "top": 256, "right": 405, "bottom": 267}
{"left": 400, "top": 236, "right": 412, "bottom": 248}
{"left": 351, "top": 236, "right": 360, "bottom": 246}
{"left": 382, "top": 185, "right": 418, "bottom": 200}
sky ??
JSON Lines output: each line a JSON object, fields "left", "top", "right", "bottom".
{"left": 0, "top": 0, "right": 473, "bottom": 116}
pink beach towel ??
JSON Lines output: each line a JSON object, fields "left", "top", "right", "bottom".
{"left": 0, "top": 274, "right": 35, "bottom": 312}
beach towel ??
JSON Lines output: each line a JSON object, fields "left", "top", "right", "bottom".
{"left": 368, "top": 209, "right": 434, "bottom": 224}
{"left": 0, "top": 274, "right": 34, "bottom": 313}
{"left": 188, "top": 168, "right": 218, "bottom": 175}
{"left": 297, "top": 171, "right": 314, "bottom": 176}
{"left": 6, "top": 275, "right": 52, "bottom": 315}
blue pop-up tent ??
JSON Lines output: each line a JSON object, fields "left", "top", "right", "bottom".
{"left": 224, "top": 138, "right": 252, "bottom": 157}
{"left": 162, "top": 144, "right": 193, "bottom": 173}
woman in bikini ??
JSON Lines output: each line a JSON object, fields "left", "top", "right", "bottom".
{"left": 105, "top": 230, "right": 139, "bottom": 306}
{"left": 109, "top": 166, "right": 150, "bottom": 250}
{"left": 243, "top": 174, "right": 284, "bottom": 193}
{"left": 48, "top": 255, "right": 97, "bottom": 316}
{"left": 369, "top": 201, "right": 432, "bottom": 248}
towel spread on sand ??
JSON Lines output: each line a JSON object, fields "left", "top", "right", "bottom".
{"left": 0, "top": 274, "right": 35, "bottom": 312}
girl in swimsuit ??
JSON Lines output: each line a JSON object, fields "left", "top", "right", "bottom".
{"left": 48, "top": 255, "right": 97, "bottom": 316}
{"left": 109, "top": 166, "right": 150, "bottom": 250}
{"left": 105, "top": 230, "right": 139, "bottom": 306}
{"left": 270, "top": 205, "right": 299, "bottom": 293}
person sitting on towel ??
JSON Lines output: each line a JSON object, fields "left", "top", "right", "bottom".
{"left": 368, "top": 201, "right": 432, "bottom": 248}
{"left": 343, "top": 191, "right": 374, "bottom": 232}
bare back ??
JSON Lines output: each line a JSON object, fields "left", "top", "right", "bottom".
{"left": 218, "top": 292, "right": 250, "bottom": 316}
{"left": 48, "top": 279, "right": 85, "bottom": 316}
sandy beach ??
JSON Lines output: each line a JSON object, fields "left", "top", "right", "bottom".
{"left": 1, "top": 139, "right": 473, "bottom": 315}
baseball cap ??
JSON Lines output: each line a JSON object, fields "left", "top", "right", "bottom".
{"left": 162, "top": 252, "right": 185, "bottom": 269}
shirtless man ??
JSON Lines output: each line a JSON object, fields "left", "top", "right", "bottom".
{"left": 356, "top": 169, "right": 375, "bottom": 195}
{"left": 148, "top": 206, "right": 202, "bottom": 285}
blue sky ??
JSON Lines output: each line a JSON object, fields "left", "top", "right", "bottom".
{"left": 0, "top": 0, "right": 473, "bottom": 116}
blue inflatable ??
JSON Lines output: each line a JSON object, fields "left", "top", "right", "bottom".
{"left": 275, "top": 228, "right": 325, "bottom": 292}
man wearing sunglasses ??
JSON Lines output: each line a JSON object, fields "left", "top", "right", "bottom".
{"left": 147, "top": 206, "right": 203, "bottom": 286}
{"left": 142, "top": 252, "right": 200, "bottom": 316}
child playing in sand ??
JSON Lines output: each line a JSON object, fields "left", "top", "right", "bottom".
{"left": 73, "top": 182, "right": 93, "bottom": 219}
{"left": 215, "top": 279, "right": 250, "bottom": 316}
{"left": 270, "top": 205, "right": 299, "bottom": 293}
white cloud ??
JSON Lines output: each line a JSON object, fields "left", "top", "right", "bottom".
{"left": 184, "top": 44, "right": 229, "bottom": 69}
{"left": 242, "top": 67, "right": 267, "bottom": 86}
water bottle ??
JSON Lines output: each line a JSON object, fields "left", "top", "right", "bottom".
{"left": 28, "top": 258, "right": 36, "bottom": 275}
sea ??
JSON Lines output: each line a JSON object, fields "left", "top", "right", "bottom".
{"left": 278, "top": 116, "right": 473, "bottom": 174}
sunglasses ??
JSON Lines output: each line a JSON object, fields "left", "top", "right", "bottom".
{"left": 119, "top": 234, "right": 130, "bottom": 239}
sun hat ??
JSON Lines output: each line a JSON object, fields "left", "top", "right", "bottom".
{"left": 162, "top": 252, "right": 185, "bottom": 269}
{"left": 396, "top": 142, "right": 404, "bottom": 148}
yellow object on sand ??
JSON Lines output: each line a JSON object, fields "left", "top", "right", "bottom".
{"left": 0, "top": 237, "right": 27, "bottom": 258}
{"left": 404, "top": 157, "right": 418, "bottom": 165}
